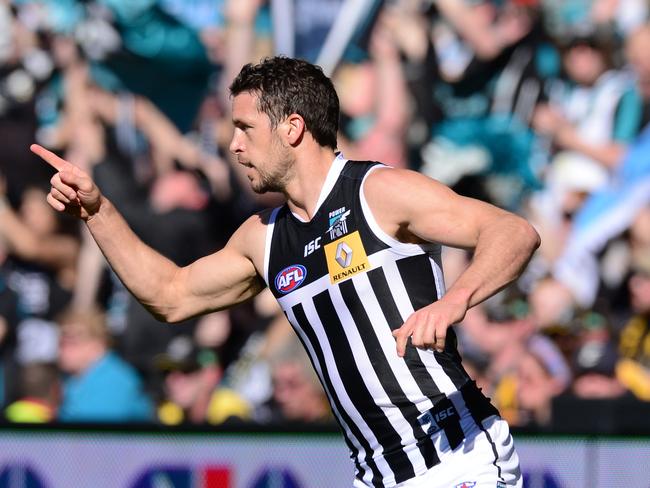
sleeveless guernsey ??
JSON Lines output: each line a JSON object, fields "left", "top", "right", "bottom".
{"left": 264, "top": 157, "right": 498, "bottom": 487}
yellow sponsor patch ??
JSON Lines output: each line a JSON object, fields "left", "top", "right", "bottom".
{"left": 324, "top": 231, "right": 371, "bottom": 284}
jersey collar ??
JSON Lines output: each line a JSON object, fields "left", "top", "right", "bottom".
{"left": 291, "top": 152, "right": 347, "bottom": 222}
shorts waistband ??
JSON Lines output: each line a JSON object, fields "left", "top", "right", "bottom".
{"left": 417, "top": 381, "right": 499, "bottom": 450}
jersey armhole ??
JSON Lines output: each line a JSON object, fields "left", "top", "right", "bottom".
{"left": 360, "top": 165, "right": 440, "bottom": 257}
{"left": 263, "top": 207, "right": 282, "bottom": 286}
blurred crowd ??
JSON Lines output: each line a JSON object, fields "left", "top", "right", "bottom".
{"left": 0, "top": 0, "right": 649, "bottom": 431}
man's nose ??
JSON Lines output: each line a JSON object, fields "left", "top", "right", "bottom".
{"left": 229, "top": 131, "right": 243, "bottom": 154}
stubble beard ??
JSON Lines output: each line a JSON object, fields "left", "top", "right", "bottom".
{"left": 250, "top": 141, "right": 295, "bottom": 194}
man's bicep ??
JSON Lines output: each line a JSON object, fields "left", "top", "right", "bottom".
{"left": 183, "top": 247, "right": 264, "bottom": 310}
{"left": 172, "top": 215, "right": 268, "bottom": 319}
{"left": 365, "top": 168, "right": 506, "bottom": 249}
{"left": 410, "top": 186, "right": 508, "bottom": 249}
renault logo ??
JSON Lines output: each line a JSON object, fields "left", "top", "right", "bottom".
{"left": 335, "top": 242, "right": 353, "bottom": 268}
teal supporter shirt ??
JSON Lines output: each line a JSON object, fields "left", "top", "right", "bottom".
{"left": 58, "top": 351, "right": 154, "bottom": 423}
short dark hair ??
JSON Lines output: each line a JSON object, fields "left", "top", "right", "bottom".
{"left": 230, "top": 56, "right": 339, "bottom": 150}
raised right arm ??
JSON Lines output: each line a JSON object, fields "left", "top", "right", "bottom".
{"left": 31, "top": 144, "right": 266, "bottom": 323}
{"left": 86, "top": 198, "right": 266, "bottom": 322}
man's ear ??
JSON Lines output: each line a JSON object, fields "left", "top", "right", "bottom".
{"left": 285, "top": 113, "right": 305, "bottom": 145}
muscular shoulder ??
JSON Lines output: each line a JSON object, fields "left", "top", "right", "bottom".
{"left": 363, "top": 166, "right": 451, "bottom": 204}
{"left": 363, "top": 166, "right": 506, "bottom": 247}
{"left": 226, "top": 208, "right": 274, "bottom": 273}
{"left": 363, "top": 167, "right": 455, "bottom": 237}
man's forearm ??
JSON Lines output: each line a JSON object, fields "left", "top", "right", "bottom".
{"left": 444, "top": 214, "right": 540, "bottom": 311}
{"left": 85, "top": 197, "right": 181, "bottom": 321}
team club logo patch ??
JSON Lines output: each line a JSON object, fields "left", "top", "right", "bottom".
{"left": 275, "top": 265, "right": 307, "bottom": 294}
{"left": 454, "top": 482, "right": 477, "bottom": 488}
{"left": 327, "top": 207, "right": 351, "bottom": 240}
{"left": 324, "top": 231, "right": 370, "bottom": 284}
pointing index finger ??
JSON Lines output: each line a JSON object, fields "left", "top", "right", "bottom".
{"left": 30, "top": 144, "right": 69, "bottom": 172}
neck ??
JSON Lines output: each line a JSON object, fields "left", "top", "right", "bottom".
{"left": 283, "top": 146, "right": 338, "bottom": 221}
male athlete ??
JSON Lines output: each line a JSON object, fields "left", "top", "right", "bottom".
{"left": 33, "top": 56, "right": 539, "bottom": 487}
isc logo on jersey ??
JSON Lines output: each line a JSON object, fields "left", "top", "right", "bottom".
{"left": 275, "top": 265, "right": 307, "bottom": 294}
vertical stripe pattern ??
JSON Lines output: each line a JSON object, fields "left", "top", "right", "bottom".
{"left": 266, "top": 160, "right": 495, "bottom": 487}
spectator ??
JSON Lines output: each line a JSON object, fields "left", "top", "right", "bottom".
{"left": 269, "top": 0, "right": 352, "bottom": 65}
{"left": 434, "top": 0, "right": 535, "bottom": 65}
{"left": 4, "top": 362, "right": 59, "bottom": 423}
{"left": 336, "top": 10, "right": 410, "bottom": 168}
{"left": 462, "top": 290, "right": 536, "bottom": 424}
{"left": 155, "top": 334, "right": 222, "bottom": 425}
{"left": 616, "top": 206, "right": 650, "bottom": 400}
{"left": 0, "top": 183, "right": 79, "bottom": 381}
{"left": 257, "top": 333, "right": 332, "bottom": 424}
{"left": 0, "top": 184, "right": 79, "bottom": 292}
{"left": 461, "top": 288, "right": 572, "bottom": 427}
{"left": 0, "top": 266, "right": 20, "bottom": 408}
{"left": 530, "top": 27, "right": 641, "bottom": 262}
{"left": 420, "top": 0, "right": 553, "bottom": 208}
{"left": 155, "top": 310, "right": 230, "bottom": 425}
{"left": 56, "top": 306, "right": 154, "bottom": 422}
{"left": 538, "top": 23, "right": 650, "bottom": 316}
{"left": 534, "top": 29, "right": 639, "bottom": 171}
{"left": 206, "top": 292, "right": 294, "bottom": 425}
{"left": 590, "top": 0, "right": 648, "bottom": 39}
{"left": 515, "top": 334, "right": 572, "bottom": 427}
{"left": 0, "top": 1, "right": 56, "bottom": 201}
{"left": 571, "top": 311, "right": 627, "bottom": 399}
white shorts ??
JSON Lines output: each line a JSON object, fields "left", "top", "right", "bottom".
{"left": 353, "top": 416, "right": 522, "bottom": 488}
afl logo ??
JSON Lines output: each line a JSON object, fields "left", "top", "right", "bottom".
{"left": 275, "top": 265, "right": 307, "bottom": 294}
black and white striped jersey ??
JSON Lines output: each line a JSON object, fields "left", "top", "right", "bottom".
{"left": 264, "top": 156, "right": 497, "bottom": 487}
